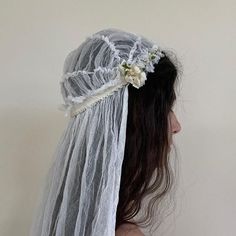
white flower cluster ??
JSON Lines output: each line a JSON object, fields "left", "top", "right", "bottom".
{"left": 137, "top": 45, "right": 164, "bottom": 73}
{"left": 119, "top": 45, "right": 164, "bottom": 89}
{"left": 119, "top": 62, "right": 147, "bottom": 89}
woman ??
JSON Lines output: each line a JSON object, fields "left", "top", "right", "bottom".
{"left": 30, "top": 28, "right": 182, "bottom": 236}
{"left": 115, "top": 55, "right": 181, "bottom": 235}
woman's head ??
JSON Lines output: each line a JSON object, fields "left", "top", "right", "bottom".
{"left": 115, "top": 51, "right": 182, "bottom": 230}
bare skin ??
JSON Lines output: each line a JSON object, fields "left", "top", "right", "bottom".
{"left": 169, "top": 109, "right": 182, "bottom": 145}
{"left": 115, "top": 223, "right": 145, "bottom": 236}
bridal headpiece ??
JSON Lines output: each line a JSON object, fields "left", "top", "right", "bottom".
{"left": 30, "top": 29, "right": 167, "bottom": 236}
{"left": 59, "top": 39, "right": 164, "bottom": 118}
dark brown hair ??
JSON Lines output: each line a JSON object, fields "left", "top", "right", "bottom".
{"left": 115, "top": 51, "right": 182, "bottom": 232}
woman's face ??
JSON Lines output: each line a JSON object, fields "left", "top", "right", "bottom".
{"left": 168, "top": 110, "right": 181, "bottom": 146}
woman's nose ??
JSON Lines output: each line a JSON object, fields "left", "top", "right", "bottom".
{"left": 172, "top": 113, "right": 181, "bottom": 134}
{"left": 172, "top": 120, "right": 181, "bottom": 134}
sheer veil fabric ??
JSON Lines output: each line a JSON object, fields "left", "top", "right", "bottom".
{"left": 30, "top": 28, "right": 163, "bottom": 236}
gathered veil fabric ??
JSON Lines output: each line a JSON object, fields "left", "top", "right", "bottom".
{"left": 30, "top": 28, "right": 160, "bottom": 236}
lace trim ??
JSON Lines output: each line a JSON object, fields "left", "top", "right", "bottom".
{"left": 127, "top": 36, "right": 142, "bottom": 64}
{"left": 88, "top": 34, "right": 120, "bottom": 59}
{"left": 58, "top": 74, "right": 128, "bottom": 117}
{"left": 61, "top": 67, "right": 118, "bottom": 81}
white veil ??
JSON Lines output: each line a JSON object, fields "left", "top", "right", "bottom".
{"left": 30, "top": 28, "right": 164, "bottom": 236}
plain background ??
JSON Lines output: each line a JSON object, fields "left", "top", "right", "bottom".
{"left": 0, "top": 0, "right": 235, "bottom": 235}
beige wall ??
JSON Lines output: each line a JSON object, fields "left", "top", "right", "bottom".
{"left": 0, "top": 0, "right": 235, "bottom": 235}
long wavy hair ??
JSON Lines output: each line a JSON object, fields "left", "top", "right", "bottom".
{"left": 115, "top": 50, "right": 182, "bottom": 232}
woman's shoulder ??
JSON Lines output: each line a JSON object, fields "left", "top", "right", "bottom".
{"left": 115, "top": 223, "right": 145, "bottom": 236}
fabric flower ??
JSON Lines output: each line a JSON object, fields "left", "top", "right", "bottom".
{"left": 118, "top": 46, "right": 164, "bottom": 88}
{"left": 134, "top": 45, "right": 164, "bottom": 73}
{"left": 119, "top": 62, "right": 147, "bottom": 89}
